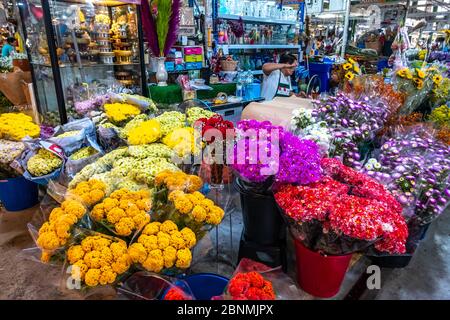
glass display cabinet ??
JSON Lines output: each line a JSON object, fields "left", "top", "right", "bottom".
{"left": 19, "top": 0, "right": 147, "bottom": 125}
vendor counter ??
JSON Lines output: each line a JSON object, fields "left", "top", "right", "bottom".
{"left": 149, "top": 83, "right": 237, "bottom": 104}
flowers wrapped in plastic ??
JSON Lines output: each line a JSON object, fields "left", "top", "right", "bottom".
{"left": 231, "top": 119, "right": 321, "bottom": 193}
{"left": 90, "top": 188, "right": 151, "bottom": 237}
{"left": 0, "top": 139, "right": 25, "bottom": 178}
{"left": 66, "top": 179, "right": 107, "bottom": 208}
{"left": 66, "top": 232, "right": 132, "bottom": 287}
{"left": 275, "top": 158, "right": 408, "bottom": 255}
{"left": 127, "top": 220, "right": 196, "bottom": 274}
{"left": 216, "top": 258, "right": 300, "bottom": 300}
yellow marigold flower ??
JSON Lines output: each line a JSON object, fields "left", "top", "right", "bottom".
{"left": 199, "top": 199, "right": 215, "bottom": 212}
{"left": 115, "top": 217, "right": 136, "bottom": 236}
{"left": 170, "top": 231, "right": 186, "bottom": 250}
{"left": 345, "top": 72, "right": 355, "bottom": 81}
{"left": 174, "top": 196, "right": 193, "bottom": 214}
{"left": 192, "top": 191, "right": 205, "bottom": 201}
{"left": 175, "top": 248, "right": 192, "bottom": 269}
{"left": 93, "top": 237, "right": 112, "bottom": 251}
{"left": 133, "top": 212, "right": 150, "bottom": 230}
{"left": 67, "top": 245, "right": 85, "bottom": 264}
{"left": 110, "top": 189, "right": 126, "bottom": 200}
{"left": 180, "top": 227, "right": 197, "bottom": 249}
{"left": 99, "top": 246, "right": 114, "bottom": 264}
{"left": 103, "top": 198, "right": 120, "bottom": 212}
{"left": 136, "top": 199, "right": 151, "bottom": 211}
{"left": 61, "top": 200, "right": 86, "bottom": 219}
{"left": 49, "top": 208, "right": 65, "bottom": 223}
{"left": 138, "top": 234, "right": 159, "bottom": 251}
{"left": 91, "top": 204, "right": 105, "bottom": 221}
{"left": 38, "top": 222, "right": 54, "bottom": 236}
{"left": 107, "top": 207, "right": 126, "bottom": 224}
{"left": 155, "top": 170, "right": 171, "bottom": 186}
{"left": 126, "top": 204, "right": 140, "bottom": 217}
{"left": 142, "top": 249, "right": 164, "bottom": 272}
{"left": 192, "top": 205, "right": 207, "bottom": 222}
{"left": 89, "top": 189, "right": 105, "bottom": 205}
{"left": 206, "top": 207, "right": 225, "bottom": 225}
{"left": 128, "top": 243, "right": 148, "bottom": 264}
{"left": 168, "top": 190, "right": 184, "bottom": 202}
{"left": 72, "top": 260, "right": 88, "bottom": 281}
{"left": 89, "top": 179, "right": 106, "bottom": 191}
{"left": 342, "top": 62, "right": 352, "bottom": 71}
{"left": 187, "top": 176, "right": 203, "bottom": 193}
{"left": 56, "top": 213, "right": 78, "bottom": 226}
{"left": 157, "top": 231, "right": 171, "bottom": 250}
{"left": 55, "top": 222, "right": 72, "bottom": 239}
{"left": 41, "top": 251, "right": 52, "bottom": 263}
{"left": 85, "top": 268, "right": 101, "bottom": 287}
{"left": 112, "top": 254, "right": 131, "bottom": 274}
{"left": 99, "top": 266, "right": 117, "bottom": 285}
{"left": 37, "top": 231, "right": 60, "bottom": 250}
{"left": 160, "top": 220, "right": 179, "bottom": 234}
{"left": 416, "top": 68, "right": 426, "bottom": 79}
{"left": 142, "top": 222, "right": 161, "bottom": 235}
{"left": 110, "top": 241, "right": 128, "bottom": 260}
{"left": 81, "top": 237, "right": 95, "bottom": 252}
{"left": 163, "top": 246, "right": 177, "bottom": 268}
{"left": 84, "top": 250, "right": 102, "bottom": 269}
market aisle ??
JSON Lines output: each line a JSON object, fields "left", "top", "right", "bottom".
{"left": 374, "top": 209, "right": 450, "bottom": 300}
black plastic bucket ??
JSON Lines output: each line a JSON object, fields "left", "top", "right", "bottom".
{"left": 233, "top": 178, "right": 286, "bottom": 246}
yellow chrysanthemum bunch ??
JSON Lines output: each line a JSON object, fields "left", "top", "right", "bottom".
{"left": 0, "top": 113, "right": 40, "bottom": 141}
{"left": 27, "top": 148, "right": 62, "bottom": 177}
{"left": 154, "top": 170, "right": 203, "bottom": 193}
{"left": 91, "top": 189, "right": 151, "bottom": 236}
{"left": 162, "top": 127, "right": 200, "bottom": 157}
{"left": 104, "top": 103, "right": 141, "bottom": 124}
{"left": 128, "top": 220, "right": 196, "bottom": 272}
{"left": 67, "top": 235, "right": 131, "bottom": 287}
{"left": 127, "top": 119, "right": 162, "bottom": 145}
{"left": 67, "top": 179, "right": 107, "bottom": 207}
{"left": 37, "top": 200, "right": 87, "bottom": 255}
{"left": 168, "top": 190, "right": 225, "bottom": 225}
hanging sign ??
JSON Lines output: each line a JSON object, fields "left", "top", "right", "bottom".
{"left": 305, "top": 0, "right": 323, "bottom": 14}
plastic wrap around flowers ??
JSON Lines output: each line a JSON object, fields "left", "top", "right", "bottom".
{"left": 231, "top": 119, "right": 321, "bottom": 187}
{"left": 363, "top": 126, "right": 450, "bottom": 225}
{"left": 275, "top": 158, "right": 408, "bottom": 255}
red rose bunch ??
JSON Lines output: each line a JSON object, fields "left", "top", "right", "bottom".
{"left": 275, "top": 158, "right": 408, "bottom": 254}
{"left": 164, "top": 287, "right": 192, "bottom": 300}
{"left": 227, "top": 271, "right": 276, "bottom": 300}
{"left": 194, "top": 114, "right": 234, "bottom": 144}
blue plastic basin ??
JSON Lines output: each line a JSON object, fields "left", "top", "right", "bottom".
{"left": 0, "top": 176, "right": 39, "bottom": 211}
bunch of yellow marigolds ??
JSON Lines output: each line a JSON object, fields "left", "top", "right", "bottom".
{"left": 155, "top": 170, "right": 203, "bottom": 193}
{"left": 67, "top": 179, "right": 106, "bottom": 207}
{"left": 0, "top": 113, "right": 40, "bottom": 141}
{"left": 91, "top": 189, "right": 151, "bottom": 236}
{"left": 37, "top": 200, "right": 87, "bottom": 261}
{"left": 67, "top": 235, "right": 131, "bottom": 287}
{"left": 127, "top": 119, "right": 161, "bottom": 145}
{"left": 168, "top": 190, "right": 225, "bottom": 225}
{"left": 104, "top": 103, "right": 141, "bottom": 123}
{"left": 128, "top": 220, "right": 196, "bottom": 273}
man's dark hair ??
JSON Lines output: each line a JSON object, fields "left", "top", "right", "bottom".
{"left": 279, "top": 53, "right": 297, "bottom": 65}
{"left": 6, "top": 37, "right": 15, "bottom": 44}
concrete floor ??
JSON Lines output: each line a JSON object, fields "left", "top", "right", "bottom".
{"left": 1, "top": 186, "right": 449, "bottom": 300}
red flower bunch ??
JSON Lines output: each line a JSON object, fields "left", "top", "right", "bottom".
{"left": 195, "top": 114, "right": 234, "bottom": 143}
{"left": 227, "top": 271, "right": 276, "bottom": 300}
{"left": 275, "top": 158, "right": 408, "bottom": 254}
{"left": 164, "top": 287, "right": 192, "bottom": 300}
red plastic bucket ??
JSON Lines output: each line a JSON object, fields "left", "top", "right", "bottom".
{"left": 294, "top": 239, "right": 352, "bottom": 298}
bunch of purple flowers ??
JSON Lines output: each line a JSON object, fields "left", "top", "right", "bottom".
{"left": 74, "top": 94, "right": 111, "bottom": 115}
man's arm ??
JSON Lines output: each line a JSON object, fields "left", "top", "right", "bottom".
{"left": 262, "top": 63, "right": 287, "bottom": 76}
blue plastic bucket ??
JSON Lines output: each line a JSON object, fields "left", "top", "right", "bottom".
{"left": 183, "top": 273, "right": 229, "bottom": 300}
{"left": 308, "top": 62, "right": 333, "bottom": 93}
{"left": 0, "top": 176, "right": 39, "bottom": 211}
